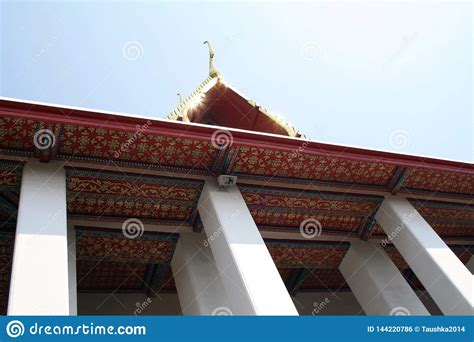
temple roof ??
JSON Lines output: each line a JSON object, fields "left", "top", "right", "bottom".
{"left": 166, "top": 43, "right": 304, "bottom": 138}
{"left": 0, "top": 95, "right": 473, "bottom": 314}
{"left": 167, "top": 75, "right": 304, "bottom": 138}
{"left": 0, "top": 45, "right": 473, "bottom": 312}
{"left": 0, "top": 97, "right": 472, "bottom": 230}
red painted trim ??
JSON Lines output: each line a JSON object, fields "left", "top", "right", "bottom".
{"left": 0, "top": 99, "right": 472, "bottom": 174}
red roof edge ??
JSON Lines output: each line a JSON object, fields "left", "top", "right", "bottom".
{"left": 0, "top": 98, "right": 472, "bottom": 174}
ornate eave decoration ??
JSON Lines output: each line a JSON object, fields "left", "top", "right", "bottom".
{"left": 166, "top": 42, "right": 304, "bottom": 138}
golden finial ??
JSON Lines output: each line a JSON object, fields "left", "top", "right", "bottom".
{"left": 203, "top": 41, "right": 220, "bottom": 78}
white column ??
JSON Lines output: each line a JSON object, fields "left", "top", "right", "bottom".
{"left": 339, "top": 240, "right": 429, "bottom": 315}
{"left": 375, "top": 195, "right": 473, "bottom": 315}
{"left": 198, "top": 180, "right": 298, "bottom": 315}
{"left": 171, "top": 232, "right": 233, "bottom": 315}
{"left": 8, "top": 160, "right": 74, "bottom": 315}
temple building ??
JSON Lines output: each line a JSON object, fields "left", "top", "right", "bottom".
{"left": 0, "top": 44, "right": 472, "bottom": 316}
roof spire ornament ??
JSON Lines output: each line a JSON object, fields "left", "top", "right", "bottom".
{"left": 177, "top": 92, "right": 183, "bottom": 105}
{"left": 203, "top": 41, "right": 221, "bottom": 78}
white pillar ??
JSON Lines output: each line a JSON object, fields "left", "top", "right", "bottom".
{"left": 375, "top": 195, "right": 473, "bottom": 315}
{"left": 198, "top": 180, "right": 298, "bottom": 315}
{"left": 171, "top": 232, "right": 233, "bottom": 315}
{"left": 8, "top": 160, "right": 75, "bottom": 315}
{"left": 339, "top": 240, "right": 429, "bottom": 315}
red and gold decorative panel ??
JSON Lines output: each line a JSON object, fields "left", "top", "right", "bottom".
{"left": 67, "top": 169, "right": 203, "bottom": 226}
{"left": 369, "top": 200, "right": 474, "bottom": 239}
{"left": 241, "top": 185, "right": 383, "bottom": 236}
{"left": 0, "top": 117, "right": 36, "bottom": 153}
{"left": 0, "top": 160, "right": 22, "bottom": 193}
{"left": 75, "top": 228, "right": 179, "bottom": 295}
{"left": 300, "top": 268, "right": 349, "bottom": 290}
{"left": 69, "top": 196, "right": 192, "bottom": 223}
{"left": 76, "top": 229, "right": 178, "bottom": 264}
{"left": 68, "top": 174, "right": 198, "bottom": 201}
{"left": 426, "top": 223, "right": 473, "bottom": 238}
{"left": 255, "top": 210, "right": 361, "bottom": 233}
{"left": 1, "top": 100, "right": 473, "bottom": 206}
{"left": 414, "top": 202, "right": 474, "bottom": 222}
{"left": 77, "top": 260, "right": 148, "bottom": 290}
{"left": 225, "top": 146, "right": 397, "bottom": 188}
{"left": 265, "top": 240, "right": 350, "bottom": 269}
{"left": 241, "top": 189, "right": 380, "bottom": 213}
{"left": 60, "top": 125, "right": 217, "bottom": 173}
{"left": 412, "top": 200, "right": 474, "bottom": 238}
{"left": 0, "top": 169, "right": 19, "bottom": 188}
{"left": 401, "top": 168, "right": 474, "bottom": 197}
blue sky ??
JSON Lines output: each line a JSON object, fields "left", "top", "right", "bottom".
{"left": 1, "top": 1, "right": 472, "bottom": 161}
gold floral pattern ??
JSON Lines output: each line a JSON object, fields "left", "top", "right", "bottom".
{"left": 227, "top": 146, "right": 396, "bottom": 186}
{"left": 0, "top": 117, "right": 36, "bottom": 152}
{"left": 402, "top": 168, "right": 473, "bottom": 195}
{"left": 60, "top": 125, "right": 217, "bottom": 172}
